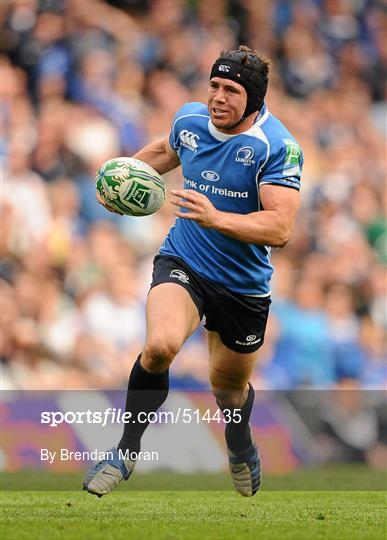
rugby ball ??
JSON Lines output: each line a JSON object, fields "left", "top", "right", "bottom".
{"left": 95, "top": 157, "right": 166, "bottom": 216}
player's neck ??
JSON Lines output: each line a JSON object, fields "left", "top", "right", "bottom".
{"left": 217, "top": 110, "right": 261, "bottom": 135}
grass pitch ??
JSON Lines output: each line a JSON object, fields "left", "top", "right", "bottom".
{"left": 1, "top": 469, "right": 385, "bottom": 540}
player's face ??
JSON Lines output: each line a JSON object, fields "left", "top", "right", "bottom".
{"left": 208, "top": 77, "right": 247, "bottom": 133}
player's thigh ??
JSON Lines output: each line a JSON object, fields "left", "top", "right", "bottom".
{"left": 143, "top": 283, "right": 201, "bottom": 367}
{"left": 208, "top": 331, "right": 258, "bottom": 391}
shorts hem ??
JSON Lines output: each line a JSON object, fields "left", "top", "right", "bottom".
{"left": 204, "top": 326, "right": 264, "bottom": 354}
{"left": 149, "top": 280, "right": 204, "bottom": 320}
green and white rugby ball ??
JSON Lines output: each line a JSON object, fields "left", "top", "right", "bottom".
{"left": 95, "top": 157, "right": 166, "bottom": 216}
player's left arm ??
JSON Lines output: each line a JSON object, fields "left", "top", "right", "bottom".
{"left": 171, "top": 184, "right": 300, "bottom": 247}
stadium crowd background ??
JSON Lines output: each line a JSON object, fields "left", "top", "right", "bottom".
{"left": 1, "top": 0, "right": 386, "bottom": 391}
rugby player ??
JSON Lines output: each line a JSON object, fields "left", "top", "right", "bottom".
{"left": 83, "top": 45, "right": 303, "bottom": 497}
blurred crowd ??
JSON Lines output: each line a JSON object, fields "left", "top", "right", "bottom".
{"left": 1, "top": 0, "right": 386, "bottom": 390}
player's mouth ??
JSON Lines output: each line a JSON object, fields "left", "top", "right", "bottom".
{"left": 212, "top": 108, "right": 229, "bottom": 119}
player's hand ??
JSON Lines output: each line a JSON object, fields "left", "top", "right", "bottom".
{"left": 95, "top": 190, "right": 124, "bottom": 215}
{"left": 171, "top": 189, "right": 219, "bottom": 228}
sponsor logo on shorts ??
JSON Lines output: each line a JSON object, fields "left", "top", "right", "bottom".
{"left": 170, "top": 269, "right": 189, "bottom": 284}
{"left": 235, "top": 146, "right": 255, "bottom": 166}
{"left": 235, "top": 336, "right": 262, "bottom": 346}
{"left": 201, "top": 170, "right": 220, "bottom": 182}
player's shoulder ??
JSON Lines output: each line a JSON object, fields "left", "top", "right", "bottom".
{"left": 260, "top": 111, "right": 301, "bottom": 152}
{"left": 239, "top": 106, "right": 301, "bottom": 157}
{"left": 257, "top": 109, "right": 303, "bottom": 183}
{"left": 172, "top": 102, "right": 209, "bottom": 126}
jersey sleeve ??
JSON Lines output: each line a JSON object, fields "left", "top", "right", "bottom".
{"left": 169, "top": 110, "right": 181, "bottom": 153}
{"left": 168, "top": 102, "right": 198, "bottom": 154}
{"left": 259, "top": 137, "right": 303, "bottom": 191}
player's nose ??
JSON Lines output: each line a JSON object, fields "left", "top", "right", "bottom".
{"left": 212, "top": 88, "right": 227, "bottom": 103}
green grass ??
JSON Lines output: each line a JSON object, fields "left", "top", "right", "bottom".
{"left": 1, "top": 470, "right": 386, "bottom": 540}
{"left": 1, "top": 490, "right": 385, "bottom": 540}
{"left": 1, "top": 465, "right": 386, "bottom": 491}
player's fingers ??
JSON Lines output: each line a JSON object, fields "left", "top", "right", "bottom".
{"left": 95, "top": 191, "right": 123, "bottom": 215}
{"left": 174, "top": 211, "right": 198, "bottom": 220}
{"left": 170, "top": 198, "right": 184, "bottom": 206}
{"left": 104, "top": 203, "right": 124, "bottom": 215}
{"left": 96, "top": 191, "right": 105, "bottom": 204}
{"left": 171, "top": 199, "right": 198, "bottom": 211}
{"left": 171, "top": 189, "right": 200, "bottom": 201}
{"left": 171, "top": 189, "right": 192, "bottom": 196}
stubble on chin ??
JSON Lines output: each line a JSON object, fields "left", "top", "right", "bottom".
{"left": 212, "top": 119, "right": 235, "bottom": 133}
{"left": 210, "top": 114, "right": 229, "bottom": 130}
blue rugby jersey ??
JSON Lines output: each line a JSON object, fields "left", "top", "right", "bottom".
{"left": 159, "top": 102, "right": 303, "bottom": 295}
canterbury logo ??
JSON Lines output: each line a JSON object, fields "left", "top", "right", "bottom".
{"left": 170, "top": 269, "right": 189, "bottom": 284}
{"left": 179, "top": 130, "right": 200, "bottom": 151}
{"left": 218, "top": 64, "right": 230, "bottom": 72}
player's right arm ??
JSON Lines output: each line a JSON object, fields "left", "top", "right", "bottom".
{"left": 96, "top": 137, "right": 180, "bottom": 214}
{"left": 133, "top": 137, "right": 180, "bottom": 175}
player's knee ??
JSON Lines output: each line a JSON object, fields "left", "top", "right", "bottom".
{"left": 210, "top": 369, "right": 245, "bottom": 395}
{"left": 142, "top": 339, "right": 180, "bottom": 372}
